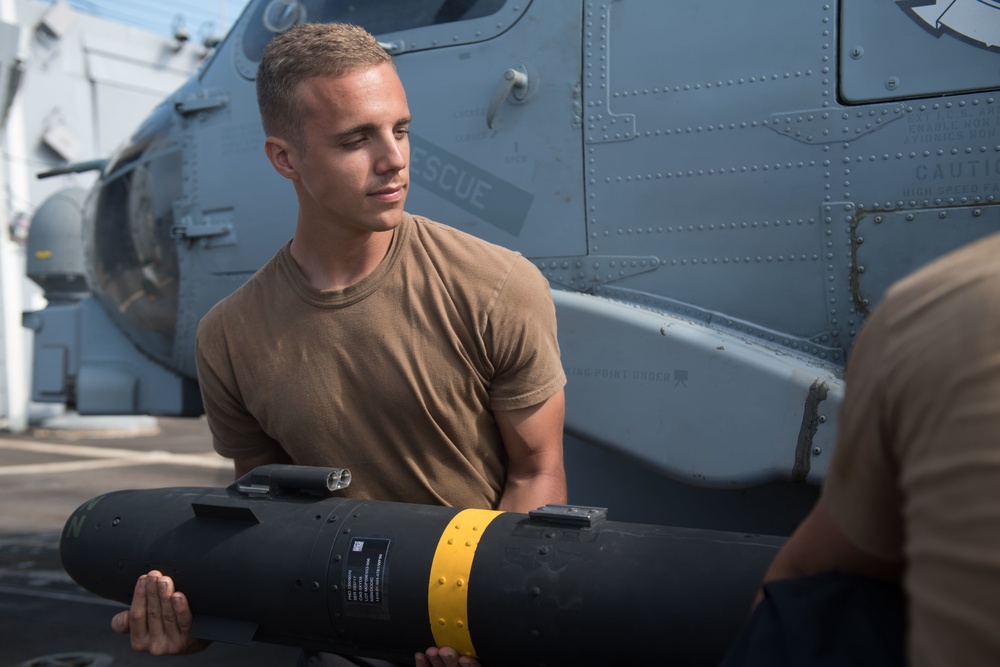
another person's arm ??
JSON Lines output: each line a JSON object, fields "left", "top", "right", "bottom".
{"left": 754, "top": 498, "right": 901, "bottom": 607}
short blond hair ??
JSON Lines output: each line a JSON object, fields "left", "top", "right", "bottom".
{"left": 256, "top": 23, "right": 393, "bottom": 145}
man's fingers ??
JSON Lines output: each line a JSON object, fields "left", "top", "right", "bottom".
{"left": 116, "top": 570, "right": 208, "bottom": 656}
{"left": 110, "top": 609, "right": 130, "bottom": 635}
{"left": 156, "top": 575, "right": 179, "bottom": 630}
{"left": 171, "top": 592, "right": 194, "bottom": 633}
{"left": 127, "top": 574, "right": 151, "bottom": 646}
{"left": 143, "top": 573, "right": 167, "bottom": 643}
{"left": 113, "top": 575, "right": 145, "bottom": 635}
{"left": 438, "top": 648, "right": 461, "bottom": 667}
{"left": 420, "top": 646, "right": 465, "bottom": 667}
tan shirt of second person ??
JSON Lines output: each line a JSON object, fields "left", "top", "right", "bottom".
{"left": 823, "top": 231, "right": 1000, "bottom": 667}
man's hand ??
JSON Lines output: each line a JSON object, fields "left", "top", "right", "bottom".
{"left": 416, "top": 646, "right": 482, "bottom": 667}
{"left": 110, "top": 570, "right": 211, "bottom": 656}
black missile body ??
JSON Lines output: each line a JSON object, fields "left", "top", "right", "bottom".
{"left": 61, "top": 465, "right": 782, "bottom": 666}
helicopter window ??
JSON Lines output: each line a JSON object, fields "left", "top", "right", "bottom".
{"left": 84, "top": 104, "right": 182, "bottom": 367}
{"left": 238, "top": 0, "right": 509, "bottom": 77}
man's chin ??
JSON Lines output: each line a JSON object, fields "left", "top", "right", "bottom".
{"left": 371, "top": 210, "right": 406, "bottom": 232}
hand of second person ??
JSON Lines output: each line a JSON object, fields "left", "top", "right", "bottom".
{"left": 110, "top": 570, "right": 211, "bottom": 656}
{"left": 416, "top": 646, "right": 482, "bottom": 667}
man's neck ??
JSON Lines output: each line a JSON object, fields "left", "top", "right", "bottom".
{"left": 288, "top": 224, "right": 396, "bottom": 291}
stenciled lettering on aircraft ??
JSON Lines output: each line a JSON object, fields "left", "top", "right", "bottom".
{"left": 907, "top": 157, "right": 1000, "bottom": 197}
{"left": 409, "top": 134, "right": 534, "bottom": 237}
{"left": 899, "top": 105, "right": 1000, "bottom": 198}
{"left": 904, "top": 105, "right": 1000, "bottom": 145}
{"left": 566, "top": 366, "right": 690, "bottom": 388}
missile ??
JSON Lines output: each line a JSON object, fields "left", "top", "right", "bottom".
{"left": 60, "top": 465, "right": 782, "bottom": 666}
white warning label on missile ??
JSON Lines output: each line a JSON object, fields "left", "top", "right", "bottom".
{"left": 346, "top": 537, "right": 390, "bottom": 605}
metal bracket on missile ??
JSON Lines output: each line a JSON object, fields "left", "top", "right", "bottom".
{"left": 229, "top": 464, "right": 352, "bottom": 498}
{"left": 528, "top": 504, "right": 608, "bottom": 528}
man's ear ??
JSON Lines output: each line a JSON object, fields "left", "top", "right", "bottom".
{"left": 264, "top": 136, "right": 299, "bottom": 180}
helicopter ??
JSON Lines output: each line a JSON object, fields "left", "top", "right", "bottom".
{"left": 25, "top": 0, "right": 1000, "bottom": 533}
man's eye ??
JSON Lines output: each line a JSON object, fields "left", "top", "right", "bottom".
{"left": 395, "top": 128, "right": 410, "bottom": 138}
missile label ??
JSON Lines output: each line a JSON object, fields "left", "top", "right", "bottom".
{"left": 345, "top": 537, "right": 392, "bottom": 620}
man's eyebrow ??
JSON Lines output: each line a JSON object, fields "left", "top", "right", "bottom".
{"left": 334, "top": 116, "right": 412, "bottom": 139}
{"left": 333, "top": 122, "right": 376, "bottom": 139}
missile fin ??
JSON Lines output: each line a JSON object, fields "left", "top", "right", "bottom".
{"left": 191, "top": 499, "right": 260, "bottom": 523}
{"left": 191, "top": 615, "right": 258, "bottom": 645}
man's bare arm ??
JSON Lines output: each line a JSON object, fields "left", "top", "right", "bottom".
{"left": 494, "top": 389, "right": 567, "bottom": 513}
{"left": 415, "top": 395, "right": 567, "bottom": 667}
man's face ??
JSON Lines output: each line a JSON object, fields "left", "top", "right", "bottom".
{"left": 288, "top": 62, "right": 411, "bottom": 236}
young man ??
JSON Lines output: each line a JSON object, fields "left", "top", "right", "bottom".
{"left": 112, "top": 23, "right": 567, "bottom": 667}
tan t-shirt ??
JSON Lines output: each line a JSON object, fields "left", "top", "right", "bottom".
{"left": 823, "top": 231, "right": 1000, "bottom": 666}
{"left": 196, "top": 213, "right": 565, "bottom": 509}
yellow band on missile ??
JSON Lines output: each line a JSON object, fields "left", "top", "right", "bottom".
{"left": 427, "top": 508, "right": 504, "bottom": 657}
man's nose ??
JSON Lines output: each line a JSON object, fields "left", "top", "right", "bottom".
{"left": 376, "top": 135, "right": 407, "bottom": 173}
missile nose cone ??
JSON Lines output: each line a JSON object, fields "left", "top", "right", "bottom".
{"left": 59, "top": 492, "right": 139, "bottom": 606}
{"left": 60, "top": 495, "right": 106, "bottom": 590}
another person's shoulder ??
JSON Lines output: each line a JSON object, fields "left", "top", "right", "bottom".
{"left": 859, "top": 230, "right": 1000, "bottom": 382}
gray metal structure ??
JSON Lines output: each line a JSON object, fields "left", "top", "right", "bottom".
{"left": 27, "top": 0, "right": 1000, "bottom": 531}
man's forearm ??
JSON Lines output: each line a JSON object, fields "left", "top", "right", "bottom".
{"left": 752, "top": 499, "right": 901, "bottom": 608}
{"left": 497, "top": 469, "right": 567, "bottom": 513}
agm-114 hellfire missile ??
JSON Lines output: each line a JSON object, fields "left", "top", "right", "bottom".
{"left": 60, "top": 465, "right": 783, "bottom": 666}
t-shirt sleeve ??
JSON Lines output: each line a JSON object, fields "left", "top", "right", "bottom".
{"left": 821, "top": 304, "right": 905, "bottom": 563}
{"left": 484, "top": 255, "right": 566, "bottom": 411}
{"left": 196, "top": 307, "right": 285, "bottom": 461}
